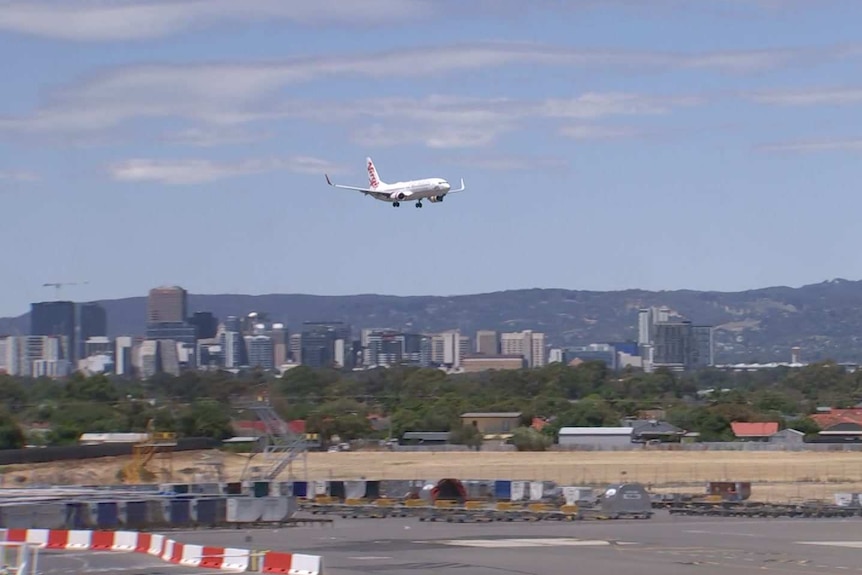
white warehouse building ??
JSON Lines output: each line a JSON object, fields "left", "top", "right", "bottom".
{"left": 558, "top": 427, "right": 634, "bottom": 448}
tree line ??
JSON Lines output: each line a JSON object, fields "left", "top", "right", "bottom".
{"left": 0, "top": 360, "right": 857, "bottom": 450}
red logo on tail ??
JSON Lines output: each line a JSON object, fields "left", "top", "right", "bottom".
{"left": 367, "top": 161, "right": 379, "bottom": 188}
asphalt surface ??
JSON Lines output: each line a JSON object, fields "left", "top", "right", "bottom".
{"left": 36, "top": 511, "right": 862, "bottom": 574}
{"left": 35, "top": 550, "right": 206, "bottom": 575}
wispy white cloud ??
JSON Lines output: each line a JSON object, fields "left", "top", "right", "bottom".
{"left": 758, "top": 139, "right": 862, "bottom": 153}
{"left": 0, "top": 42, "right": 824, "bottom": 140}
{"left": 560, "top": 124, "right": 642, "bottom": 140}
{"left": 442, "top": 154, "right": 571, "bottom": 172}
{"left": 0, "top": 0, "right": 841, "bottom": 42}
{"left": 163, "top": 127, "right": 271, "bottom": 147}
{"left": 0, "top": 170, "right": 39, "bottom": 182}
{"left": 341, "top": 93, "right": 699, "bottom": 148}
{"left": 109, "top": 156, "right": 341, "bottom": 185}
{"left": 0, "top": 44, "right": 704, "bottom": 148}
{"left": 748, "top": 87, "right": 862, "bottom": 106}
{"left": 0, "top": 0, "right": 435, "bottom": 41}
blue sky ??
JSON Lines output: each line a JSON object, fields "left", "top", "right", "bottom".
{"left": 2, "top": 0, "right": 862, "bottom": 317}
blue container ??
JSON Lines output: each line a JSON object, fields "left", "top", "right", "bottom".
{"left": 494, "top": 480, "right": 512, "bottom": 500}
{"left": 293, "top": 481, "right": 308, "bottom": 498}
{"left": 195, "top": 498, "right": 217, "bottom": 524}
{"left": 125, "top": 501, "right": 148, "bottom": 528}
{"left": 96, "top": 501, "right": 119, "bottom": 529}
{"left": 169, "top": 498, "right": 191, "bottom": 526}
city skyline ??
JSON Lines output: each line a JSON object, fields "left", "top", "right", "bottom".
{"left": 3, "top": 2, "right": 862, "bottom": 316}
{"left": 1, "top": 282, "right": 721, "bottom": 378}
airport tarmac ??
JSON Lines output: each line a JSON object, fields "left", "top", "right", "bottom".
{"left": 37, "top": 511, "right": 862, "bottom": 574}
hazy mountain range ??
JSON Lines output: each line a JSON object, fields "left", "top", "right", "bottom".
{"left": 2, "top": 278, "right": 862, "bottom": 363}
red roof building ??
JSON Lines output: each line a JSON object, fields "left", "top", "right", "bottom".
{"left": 731, "top": 421, "right": 779, "bottom": 439}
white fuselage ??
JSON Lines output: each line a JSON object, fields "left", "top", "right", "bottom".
{"left": 375, "top": 178, "right": 451, "bottom": 202}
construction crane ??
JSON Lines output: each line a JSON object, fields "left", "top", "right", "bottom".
{"left": 41, "top": 281, "right": 88, "bottom": 300}
{"left": 122, "top": 419, "right": 177, "bottom": 484}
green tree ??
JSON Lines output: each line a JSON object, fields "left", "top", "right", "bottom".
{"left": 64, "top": 373, "right": 120, "bottom": 403}
{"left": 511, "top": 426, "right": 551, "bottom": 451}
{"left": 0, "top": 410, "right": 25, "bottom": 450}
{"left": 178, "top": 399, "right": 233, "bottom": 440}
{"left": 449, "top": 423, "right": 483, "bottom": 450}
{"left": 785, "top": 416, "right": 821, "bottom": 435}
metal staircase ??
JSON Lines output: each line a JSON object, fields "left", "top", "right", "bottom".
{"left": 241, "top": 403, "right": 308, "bottom": 482}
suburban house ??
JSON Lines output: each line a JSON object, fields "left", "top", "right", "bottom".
{"left": 816, "top": 421, "right": 862, "bottom": 442}
{"left": 809, "top": 408, "right": 862, "bottom": 429}
{"left": 730, "top": 421, "right": 779, "bottom": 441}
{"left": 460, "top": 412, "right": 522, "bottom": 434}
{"left": 792, "top": 408, "right": 862, "bottom": 442}
{"left": 768, "top": 428, "right": 805, "bottom": 445}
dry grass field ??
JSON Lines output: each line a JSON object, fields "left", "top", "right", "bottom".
{"left": 4, "top": 449, "right": 862, "bottom": 502}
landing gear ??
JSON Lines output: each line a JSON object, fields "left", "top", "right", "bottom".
{"left": 415, "top": 201, "right": 422, "bottom": 208}
{"left": 392, "top": 201, "right": 400, "bottom": 207}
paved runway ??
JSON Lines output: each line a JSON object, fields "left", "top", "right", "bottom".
{"left": 37, "top": 511, "right": 862, "bottom": 574}
{"left": 36, "top": 550, "right": 205, "bottom": 575}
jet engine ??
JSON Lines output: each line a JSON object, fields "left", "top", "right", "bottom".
{"left": 390, "top": 191, "right": 407, "bottom": 201}
{"left": 428, "top": 195, "right": 444, "bottom": 203}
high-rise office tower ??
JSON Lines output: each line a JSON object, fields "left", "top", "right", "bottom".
{"left": 30, "top": 301, "right": 75, "bottom": 361}
{"left": 270, "top": 323, "right": 289, "bottom": 367}
{"left": 147, "top": 286, "right": 188, "bottom": 323}
{"left": 188, "top": 311, "right": 218, "bottom": 339}
{"left": 78, "top": 302, "right": 107, "bottom": 359}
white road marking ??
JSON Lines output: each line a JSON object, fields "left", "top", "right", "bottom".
{"left": 431, "top": 538, "right": 635, "bottom": 548}
{"left": 798, "top": 541, "right": 862, "bottom": 549}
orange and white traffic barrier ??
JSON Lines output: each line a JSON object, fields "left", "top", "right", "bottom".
{"left": 1, "top": 528, "right": 321, "bottom": 573}
{"left": 260, "top": 550, "right": 323, "bottom": 574}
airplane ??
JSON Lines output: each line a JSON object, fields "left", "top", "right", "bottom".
{"left": 325, "top": 157, "right": 465, "bottom": 208}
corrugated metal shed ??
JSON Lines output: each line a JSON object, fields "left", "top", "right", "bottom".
{"left": 559, "top": 427, "right": 633, "bottom": 435}
{"left": 460, "top": 412, "right": 522, "bottom": 418}
{"left": 558, "top": 427, "right": 633, "bottom": 448}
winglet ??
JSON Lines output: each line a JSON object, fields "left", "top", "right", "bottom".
{"left": 325, "top": 174, "right": 332, "bottom": 186}
{"left": 450, "top": 177, "right": 466, "bottom": 193}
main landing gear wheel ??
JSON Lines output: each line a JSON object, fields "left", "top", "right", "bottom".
{"left": 415, "top": 201, "right": 422, "bottom": 208}
{"left": 392, "top": 201, "right": 400, "bottom": 207}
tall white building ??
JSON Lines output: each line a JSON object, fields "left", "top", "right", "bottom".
{"left": 115, "top": 336, "right": 134, "bottom": 376}
{"left": 431, "top": 330, "right": 464, "bottom": 368}
{"left": 500, "top": 330, "right": 546, "bottom": 368}
{"left": 289, "top": 333, "right": 302, "bottom": 364}
{"left": 138, "top": 340, "right": 159, "bottom": 378}
{"left": 0, "top": 336, "right": 17, "bottom": 375}
{"left": 159, "top": 340, "right": 181, "bottom": 376}
{"left": 0, "top": 335, "right": 66, "bottom": 377}
{"left": 221, "top": 331, "right": 243, "bottom": 368}
{"left": 638, "top": 308, "right": 653, "bottom": 346}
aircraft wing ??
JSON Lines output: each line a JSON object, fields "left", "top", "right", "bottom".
{"left": 325, "top": 174, "right": 391, "bottom": 200}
